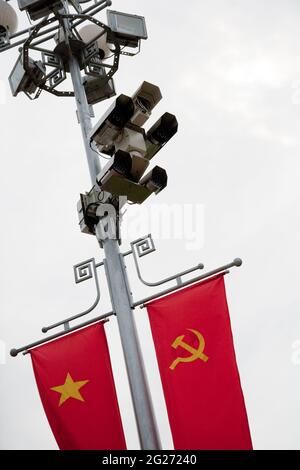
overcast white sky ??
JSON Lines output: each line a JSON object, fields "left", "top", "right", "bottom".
{"left": 1, "top": 0, "right": 300, "bottom": 450}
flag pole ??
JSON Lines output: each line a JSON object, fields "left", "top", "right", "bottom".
{"left": 61, "top": 0, "right": 161, "bottom": 451}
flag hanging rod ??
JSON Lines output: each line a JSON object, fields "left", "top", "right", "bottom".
{"left": 41, "top": 250, "right": 133, "bottom": 334}
{"left": 10, "top": 312, "right": 113, "bottom": 358}
{"left": 134, "top": 258, "right": 242, "bottom": 308}
{"left": 10, "top": 258, "right": 241, "bottom": 357}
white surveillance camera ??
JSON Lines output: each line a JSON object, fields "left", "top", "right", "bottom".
{"left": 130, "top": 81, "right": 162, "bottom": 127}
{"left": 113, "top": 127, "right": 149, "bottom": 181}
{"left": 77, "top": 191, "right": 100, "bottom": 236}
{"left": 139, "top": 166, "right": 168, "bottom": 195}
{"left": 97, "top": 150, "right": 133, "bottom": 187}
{"left": 89, "top": 94, "right": 135, "bottom": 149}
{"left": 0, "top": 0, "right": 18, "bottom": 35}
{"left": 146, "top": 112, "right": 178, "bottom": 160}
{"left": 9, "top": 53, "right": 46, "bottom": 97}
{"left": 96, "top": 149, "right": 150, "bottom": 204}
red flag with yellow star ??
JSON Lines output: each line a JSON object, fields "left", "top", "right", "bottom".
{"left": 147, "top": 274, "right": 252, "bottom": 450}
{"left": 30, "top": 322, "right": 126, "bottom": 450}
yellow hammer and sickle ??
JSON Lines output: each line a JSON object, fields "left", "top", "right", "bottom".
{"left": 169, "top": 328, "right": 208, "bottom": 370}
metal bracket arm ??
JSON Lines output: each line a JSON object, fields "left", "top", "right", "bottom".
{"left": 131, "top": 234, "right": 204, "bottom": 287}
{"left": 42, "top": 258, "right": 101, "bottom": 333}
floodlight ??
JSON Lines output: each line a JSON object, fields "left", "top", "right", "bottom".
{"left": 8, "top": 53, "right": 46, "bottom": 97}
{"left": 0, "top": 0, "right": 18, "bottom": 35}
{"left": 79, "top": 24, "right": 111, "bottom": 59}
{"left": 17, "top": 0, "right": 81, "bottom": 21}
{"left": 106, "top": 9, "right": 147, "bottom": 48}
{"left": 83, "top": 74, "right": 116, "bottom": 105}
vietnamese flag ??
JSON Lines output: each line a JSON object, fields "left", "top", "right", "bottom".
{"left": 147, "top": 274, "right": 252, "bottom": 450}
{"left": 30, "top": 322, "right": 126, "bottom": 450}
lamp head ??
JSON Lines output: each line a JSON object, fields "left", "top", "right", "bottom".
{"left": 79, "top": 24, "right": 112, "bottom": 59}
{"left": 0, "top": 0, "right": 18, "bottom": 35}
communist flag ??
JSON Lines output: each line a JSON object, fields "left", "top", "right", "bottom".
{"left": 147, "top": 274, "right": 252, "bottom": 450}
{"left": 30, "top": 322, "right": 126, "bottom": 450}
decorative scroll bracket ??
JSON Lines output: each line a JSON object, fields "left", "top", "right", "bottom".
{"left": 42, "top": 257, "right": 100, "bottom": 333}
{"left": 10, "top": 233, "right": 243, "bottom": 356}
{"left": 130, "top": 234, "right": 204, "bottom": 287}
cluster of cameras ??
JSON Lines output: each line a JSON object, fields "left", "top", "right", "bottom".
{"left": 78, "top": 81, "right": 178, "bottom": 236}
{"left": 90, "top": 81, "right": 178, "bottom": 203}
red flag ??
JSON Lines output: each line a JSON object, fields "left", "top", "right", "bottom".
{"left": 30, "top": 322, "right": 126, "bottom": 450}
{"left": 147, "top": 274, "right": 252, "bottom": 450}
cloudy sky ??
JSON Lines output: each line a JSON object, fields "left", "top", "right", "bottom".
{"left": 1, "top": 0, "right": 300, "bottom": 449}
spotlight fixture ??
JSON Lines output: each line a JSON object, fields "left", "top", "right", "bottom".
{"left": 106, "top": 9, "right": 147, "bottom": 48}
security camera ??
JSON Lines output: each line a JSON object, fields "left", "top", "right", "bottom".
{"left": 113, "top": 127, "right": 149, "bottom": 181}
{"left": 139, "top": 166, "right": 168, "bottom": 195}
{"left": 146, "top": 112, "right": 178, "bottom": 160}
{"left": 17, "top": 0, "right": 81, "bottom": 21}
{"left": 97, "top": 150, "right": 133, "bottom": 187}
{"left": 8, "top": 53, "right": 46, "bottom": 97}
{"left": 130, "top": 81, "right": 162, "bottom": 127}
{"left": 89, "top": 94, "right": 135, "bottom": 149}
{"left": 96, "top": 150, "right": 151, "bottom": 204}
{"left": 77, "top": 190, "right": 100, "bottom": 236}
{"left": 0, "top": 0, "right": 18, "bottom": 35}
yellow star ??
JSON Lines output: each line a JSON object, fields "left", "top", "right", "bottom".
{"left": 51, "top": 373, "right": 89, "bottom": 407}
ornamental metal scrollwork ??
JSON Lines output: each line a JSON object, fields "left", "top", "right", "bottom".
{"left": 42, "top": 258, "right": 100, "bottom": 333}
{"left": 131, "top": 234, "right": 204, "bottom": 287}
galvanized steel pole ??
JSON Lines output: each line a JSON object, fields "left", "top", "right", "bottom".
{"left": 67, "top": 31, "right": 161, "bottom": 451}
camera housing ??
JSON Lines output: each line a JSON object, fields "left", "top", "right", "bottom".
{"left": 146, "top": 112, "right": 178, "bottom": 160}
{"left": 139, "top": 165, "right": 168, "bottom": 195}
{"left": 130, "top": 81, "right": 162, "bottom": 127}
{"left": 89, "top": 94, "right": 135, "bottom": 149}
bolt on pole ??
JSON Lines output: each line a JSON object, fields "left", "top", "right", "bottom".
{"left": 65, "top": 7, "right": 161, "bottom": 451}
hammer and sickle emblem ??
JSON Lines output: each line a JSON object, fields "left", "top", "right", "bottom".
{"left": 169, "top": 329, "right": 208, "bottom": 370}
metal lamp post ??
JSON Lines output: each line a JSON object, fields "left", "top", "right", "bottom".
{"left": 62, "top": 2, "right": 161, "bottom": 450}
